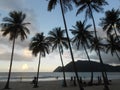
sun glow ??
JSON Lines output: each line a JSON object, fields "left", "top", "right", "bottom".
{"left": 22, "top": 64, "right": 29, "bottom": 71}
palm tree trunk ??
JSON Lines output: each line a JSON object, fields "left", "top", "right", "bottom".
{"left": 98, "top": 50, "right": 109, "bottom": 85}
{"left": 113, "top": 27, "right": 119, "bottom": 41}
{"left": 83, "top": 45, "right": 93, "bottom": 85}
{"left": 88, "top": 5, "right": 109, "bottom": 90}
{"left": 59, "top": 0, "right": 84, "bottom": 90}
{"left": 113, "top": 27, "right": 120, "bottom": 61}
{"left": 4, "top": 36, "right": 16, "bottom": 89}
{"left": 115, "top": 51, "right": 120, "bottom": 61}
{"left": 104, "top": 71, "right": 109, "bottom": 84}
{"left": 34, "top": 53, "right": 41, "bottom": 88}
{"left": 58, "top": 46, "right": 67, "bottom": 87}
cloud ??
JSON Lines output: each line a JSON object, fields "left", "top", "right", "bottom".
{"left": 0, "top": 52, "right": 34, "bottom": 61}
{"left": 0, "top": 0, "right": 42, "bottom": 64}
{"left": 0, "top": 0, "right": 39, "bottom": 36}
{"left": 22, "top": 48, "right": 33, "bottom": 58}
{"left": 0, "top": 37, "right": 34, "bottom": 61}
{"left": 84, "top": 50, "right": 120, "bottom": 65}
{"left": 70, "top": 26, "right": 120, "bottom": 65}
{"left": 0, "top": 26, "right": 35, "bottom": 62}
{"left": 0, "top": 32, "right": 30, "bottom": 49}
{"left": 0, "top": 0, "right": 38, "bottom": 62}
{"left": 0, "top": 31, "right": 34, "bottom": 62}
{"left": 71, "top": 47, "right": 120, "bottom": 65}
{"left": 0, "top": 0, "right": 25, "bottom": 11}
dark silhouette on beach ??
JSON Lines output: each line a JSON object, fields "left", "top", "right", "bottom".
{"left": 32, "top": 77, "right": 37, "bottom": 87}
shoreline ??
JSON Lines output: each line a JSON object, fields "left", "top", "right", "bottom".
{"left": 0, "top": 72, "right": 120, "bottom": 82}
{"left": 0, "top": 79, "right": 120, "bottom": 90}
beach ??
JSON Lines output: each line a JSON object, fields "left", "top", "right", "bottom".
{"left": 0, "top": 79, "right": 120, "bottom": 90}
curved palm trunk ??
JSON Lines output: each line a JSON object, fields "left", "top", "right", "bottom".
{"left": 59, "top": 0, "right": 84, "bottom": 90}
{"left": 34, "top": 53, "right": 41, "bottom": 88}
{"left": 88, "top": 5, "right": 109, "bottom": 90}
{"left": 83, "top": 45, "right": 93, "bottom": 85}
{"left": 115, "top": 51, "right": 120, "bottom": 61}
{"left": 58, "top": 46, "right": 67, "bottom": 87}
{"left": 4, "top": 37, "right": 16, "bottom": 89}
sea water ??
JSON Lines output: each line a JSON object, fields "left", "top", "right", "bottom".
{"left": 0, "top": 72, "right": 120, "bottom": 82}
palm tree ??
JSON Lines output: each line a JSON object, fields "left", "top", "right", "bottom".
{"left": 90, "top": 37, "right": 109, "bottom": 85}
{"left": 1, "top": 11, "right": 30, "bottom": 89}
{"left": 100, "top": 8, "right": 120, "bottom": 40}
{"left": 105, "top": 34, "right": 120, "bottom": 61}
{"left": 48, "top": 0, "right": 84, "bottom": 90}
{"left": 47, "top": 27, "right": 68, "bottom": 87}
{"left": 29, "top": 33, "right": 50, "bottom": 88}
{"left": 75, "top": 0, "right": 109, "bottom": 90}
{"left": 70, "top": 20, "right": 94, "bottom": 85}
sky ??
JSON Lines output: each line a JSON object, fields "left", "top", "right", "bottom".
{"left": 0, "top": 0, "right": 120, "bottom": 72}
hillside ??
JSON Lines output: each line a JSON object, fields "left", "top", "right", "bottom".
{"left": 54, "top": 60, "right": 120, "bottom": 72}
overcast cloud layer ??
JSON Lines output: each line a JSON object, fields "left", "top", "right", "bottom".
{"left": 0, "top": 0, "right": 37, "bottom": 62}
{"left": 0, "top": 0, "right": 120, "bottom": 72}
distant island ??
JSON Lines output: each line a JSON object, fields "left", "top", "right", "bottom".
{"left": 54, "top": 60, "right": 120, "bottom": 72}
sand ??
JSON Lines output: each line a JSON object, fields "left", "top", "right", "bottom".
{"left": 0, "top": 79, "right": 120, "bottom": 90}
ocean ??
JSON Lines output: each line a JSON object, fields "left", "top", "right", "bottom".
{"left": 0, "top": 72, "right": 120, "bottom": 82}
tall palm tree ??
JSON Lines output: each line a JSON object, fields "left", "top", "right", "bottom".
{"left": 90, "top": 37, "right": 109, "bottom": 85}
{"left": 1, "top": 11, "right": 30, "bottom": 89}
{"left": 48, "top": 0, "right": 84, "bottom": 90}
{"left": 105, "top": 34, "right": 120, "bottom": 61}
{"left": 29, "top": 33, "right": 50, "bottom": 88}
{"left": 47, "top": 27, "right": 68, "bottom": 87}
{"left": 70, "top": 20, "right": 94, "bottom": 85}
{"left": 75, "top": 0, "right": 109, "bottom": 90}
{"left": 100, "top": 8, "right": 120, "bottom": 40}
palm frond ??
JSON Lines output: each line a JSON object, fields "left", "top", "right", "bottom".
{"left": 48, "top": 0, "right": 58, "bottom": 11}
{"left": 76, "top": 5, "right": 86, "bottom": 16}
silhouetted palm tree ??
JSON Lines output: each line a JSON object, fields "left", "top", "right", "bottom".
{"left": 48, "top": 0, "right": 84, "bottom": 90}
{"left": 100, "top": 8, "right": 120, "bottom": 40}
{"left": 1, "top": 11, "right": 30, "bottom": 89}
{"left": 75, "top": 0, "right": 109, "bottom": 89}
{"left": 70, "top": 20, "right": 94, "bottom": 85}
{"left": 29, "top": 33, "right": 50, "bottom": 88}
{"left": 90, "top": 37, "right": 109, "bottom": 85}
{"left": 105, "top": 34, "right": 120, "bottom": 61}
{"left": 47, "top": 27, "right": 68, "bottom": 87}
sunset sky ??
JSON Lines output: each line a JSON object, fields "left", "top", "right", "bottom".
{"left": 0, "top": 0, "right": 120, "bottom": 72}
